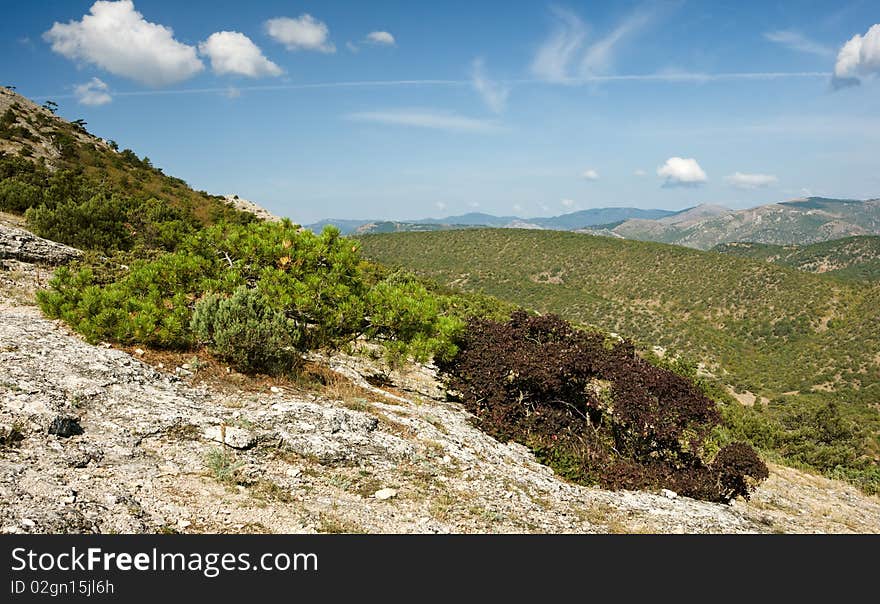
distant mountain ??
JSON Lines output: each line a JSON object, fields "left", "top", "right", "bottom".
{"left": 352, "top": 221, "right": 482, "bottom": 234}
{"left": 306, "top": 219, "right": 376, "bottom": 234}
{"left": 417, "top": 212, "right": 519, "bottom": 227}
{"left": 307, "top": 207, "right": 678, "bottom": 235}
{"left": 531, "top": 207, "right": 676, "bottom": 230}
{"left": 309, "top": 197, "right": 880, "bottom": 247}
{"left": 580, "top": 199, "right": 880, "bottom": 250}
{"left": 712, "top": 236, "right": 880, "bottom": 282}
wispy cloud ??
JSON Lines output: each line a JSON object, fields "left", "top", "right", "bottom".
{"left": 764, "top": 30, "right": 833, "bottom": 57}
{"left": 581, "top": 168, "right": 599, "bottom": 180}
{"left": 471, "top": 58, "right": 509, "bottom": 113}
{"left": 580, "top": 7, "right": 656, "bottom": 76}
{"left": 530, "top": 7, "right": 587, "bottom": 83}
{"left": 74, "top": 77, "right": 112, "bottom": 106}
{"left": 725, "top": 172, "right": 778, "bottom": 189}
{"left": 365, "top": 31, "right": 396, "bottom": 46}
{"left": 345, "top": 109, "right": 502, "bottom": 133}
{"left": 531, "top": 4, "right": 664, "bottom": 82}
{"left": 34, "top": 71, "right": 830, "bottom": 102}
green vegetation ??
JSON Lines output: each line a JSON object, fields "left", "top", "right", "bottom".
{"left": 359, "top": 229, "right": 880, "bottom": 493}
{"left": 6, "top": 90, "right": 872, "bottom": 498}
{"left": 712, "top": 237, "right": 880, "bottom": 282}
{"left": 37, "top": 221, "right": 472, "bottom": 370}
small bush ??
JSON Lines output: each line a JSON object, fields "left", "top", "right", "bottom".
{"left": 26, "top": 193, "right": 133, "bottom": 252}
{"left": 191, "top": 286, "right": 298, "bottom": 374}
{"left": 712, "top": 442, "right": 770, "bottom": 502}
{"left": 438, "top": 311, "right": 768, "bottom": 503}
{"left": 0, "top": 178, "right": 42, "bottom": 212}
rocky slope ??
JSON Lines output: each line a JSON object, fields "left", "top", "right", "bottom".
{"left": 586, "top": 199, "right": 880, "bottom": 250}
{"left": 1, "top": 227, "right": 879, "bottom": 534}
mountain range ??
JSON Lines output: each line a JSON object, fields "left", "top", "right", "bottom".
{"left": 310, "top": 197, "right": 880, "bottom": 249}
{"left": 306, "top": 207, "right": 677, "bottom": 235}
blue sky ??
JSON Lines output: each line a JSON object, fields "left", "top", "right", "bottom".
{"left": 2, "top": 1, "right": 879, "bottom": 223}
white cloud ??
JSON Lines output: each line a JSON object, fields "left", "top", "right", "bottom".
{"left": 764, "top": 30, "right": 832, "bottom": 57}
{"left": 74, "top": 77, "right": 112, "bottom": 106}
{"left": 725, "top": 172, "right": 778, "bottom": 189}
{"left": 43, "top": 0, "right": 203, "bottom": 87}
{"left": 530, "top": 7, "right": 586, "bottom": 82}
{"left": 468, "top": 201, "right": 480, "bottom": 208}
{"left": 512, "top": 203, "right": 523, "bottom": 213}
{"left": 346, "top": 41, "right": 359, "bottom": 53}
{"left": 657, "top": 157, "right": 707, "bottom": 187}
{"left": 580, "top": 9, "right": 654, "bottom": 77}
{"left": 366, "top": 31, "right": 395, "bottom": 46}
{"left": 531, "top": 6, "right": 658, "bottom": 82}
{"left": 265, "top": 15, "right": 335, "bottom": 53}
{"left": 471, "top": 58, "right": 509, "bottom": 114}
{"left": 634, "top": 169, "right": 647, "bottom": 177}
{"left": 199, "top": 32, "right": 282, "bottom": 78}
{"left": 561, "top": 198, "right": 576, "bottom": 208}
{"left": 435, "top": 201, "right": 447, "bottom": 211}
{"left": 345, "top": 109, "right": 500, "bottom": 133}
{"left": 581, "top": 168, "right": 599, "bottom": 180}
{"left": 833, "top": 24, "right": 880, "bottom": 87}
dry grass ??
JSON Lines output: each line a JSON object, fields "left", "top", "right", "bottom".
{"left": 317, "top": 512, "right": 362, "bottom": 534}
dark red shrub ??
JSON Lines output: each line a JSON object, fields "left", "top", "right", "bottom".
{"left": 438, "top": 311, "right": 767, "bottom": 503}
{"left": 712, "top": 442, "right": 770, "bottom": 501}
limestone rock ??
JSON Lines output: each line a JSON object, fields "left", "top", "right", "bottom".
{"left": 203, "top": 425, "right": 256, "bottom": 450}
{"left": 0, "top": 224, "right": 82, "bottom": 265}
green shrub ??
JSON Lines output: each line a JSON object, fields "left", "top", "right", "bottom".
{"left": 0, "top": 178, "right": 42, "bottom": 212}
{"left": 39, "top": 221, "right": 466, "bottom": 369}
{"left": 26, "top": 192, "right": 133, "bottom": 252}
{"left": 191, "top": 286, "right": 298, "bottom": 374}
{"left": 366, "top": 272, "right": 464, "bottom": 364}
{"left": 38, "top": 251, "right": 215, "bottom": 347}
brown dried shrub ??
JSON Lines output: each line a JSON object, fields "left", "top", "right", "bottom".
{"left": 437, "top": 311, "right": 768, "bottom": 502}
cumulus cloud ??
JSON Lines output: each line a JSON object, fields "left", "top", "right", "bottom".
{"left": 74, "top": 77, "right": 112, "bottom": 106}
{"left": 366, "top": 31, "right": 395, "bottom": 46}
{"left": 561, "top": 198, "right": 576, "bottom": 208}
{"left": 345, "top": 110, "right": 500, "bottom": 133}
{"left": 199, "top": 31, "right": 282, "bottom": 78}
{"left": 657, "top": 157, "right": 707, "bottom": 187}
{"left": 265, "top": 15, "right": 335, "bottom": 53}
{"left": 471, "top": 58, "right": 509, "bottom": 114}
{"left": 43, "top": 0, "right": 203, "bottom": 87}
{"left": 764, "top": 30, "right": 832, "bottom": 57}
{"left": 725, "top": 172, "right": 778, "bottom": 189}
{"left": 833, "top": 24, "right": 880, "bottom": 87}
{"left": 581, "top": 168, "right": 599, "bottom": 180}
